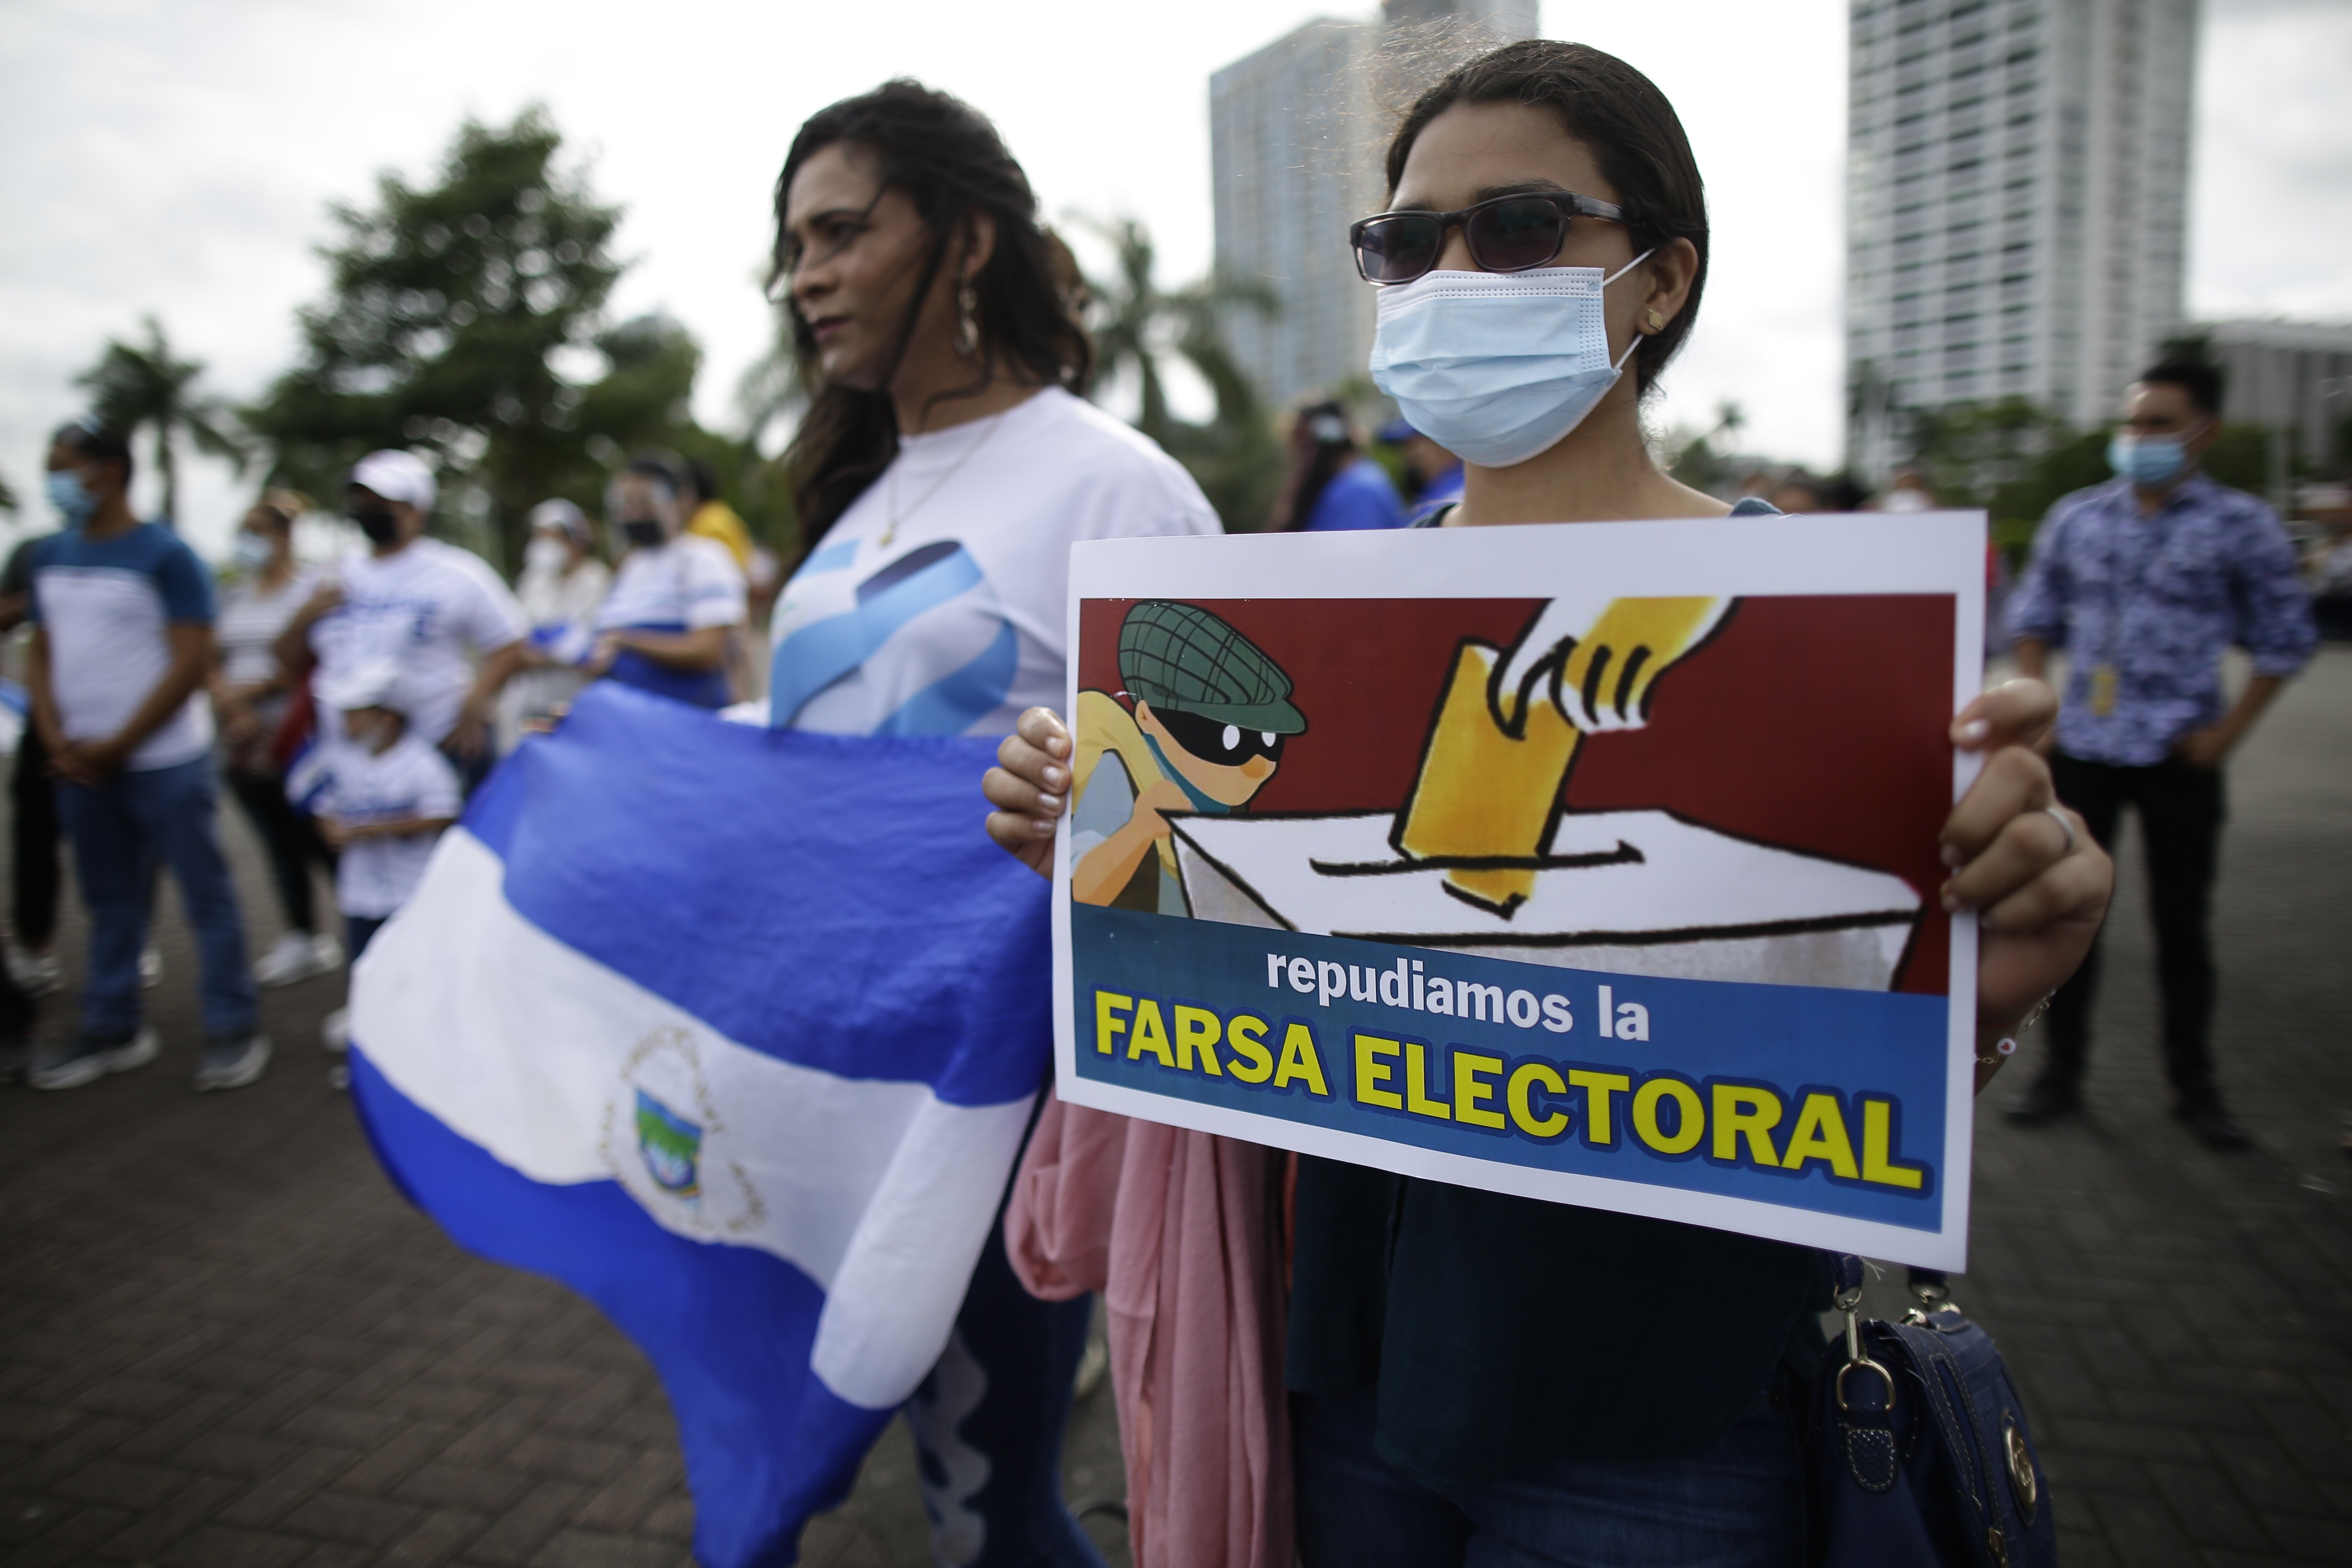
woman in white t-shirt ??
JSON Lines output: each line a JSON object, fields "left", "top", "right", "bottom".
{"left": 765, "top": 80, "right": 1218, "bottom": 1565}
{"left": 211, "top": 491, "right": 339, "bottom": 987}
{"left": 499, "top": 498, "right": 611, "bottom": 749}
{"left": 581, "top": 454, "right": 747, "bottom": 711}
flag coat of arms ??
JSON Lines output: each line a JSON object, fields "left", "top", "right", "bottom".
{"left": 347, "top": 684, "right": 1052, "bottom": 1566}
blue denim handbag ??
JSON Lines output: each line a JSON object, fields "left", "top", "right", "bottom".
{"left": 1810, "top": 1257, "right": 2056, "bottom": 1568}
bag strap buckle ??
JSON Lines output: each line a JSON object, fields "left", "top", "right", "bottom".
{"left": 1835, "top": 1282, "right": 1898, "bottom": 1414}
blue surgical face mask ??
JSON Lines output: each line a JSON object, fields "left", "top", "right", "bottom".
{"left": 1368, "top": 252, "right": 1653, "bottom": 469}
{"left": 232, "top": 532, "right": 274, "bottom": 571}
{"left": 46, "top": 469, "right": 97, "bottom": 528}
{"left": 2107, "top": 432, "right": 2193, "bottom": 490}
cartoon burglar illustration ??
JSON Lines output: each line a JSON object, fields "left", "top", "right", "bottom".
{"left": 1070, "top": 601, "right": 1307, "bottom": 913}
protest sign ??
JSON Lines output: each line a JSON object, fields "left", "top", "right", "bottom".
{"left": 1052, "top": 513, "right": 1987, "bottom": 1269}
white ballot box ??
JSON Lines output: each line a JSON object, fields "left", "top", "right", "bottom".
{"left": 1168, "top": 808, "right": 1923, "bottom": 991}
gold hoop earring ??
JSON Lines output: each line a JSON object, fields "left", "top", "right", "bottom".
{"left": 955, "top": 279, "right": 980, "bottom": 357}
{"left": 1644, "top": 308, "right": 1666, "bottom": 334}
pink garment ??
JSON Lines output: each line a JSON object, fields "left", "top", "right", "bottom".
{"left": 1005, "top": 1091, "right": 1292, "bottom": 1568}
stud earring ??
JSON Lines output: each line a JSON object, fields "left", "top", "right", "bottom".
{"left": 955, "top": 279, "right": 980, "bottom": 357}
{"left": 1644, "top": 308, "right": 1666, "bottom": 334}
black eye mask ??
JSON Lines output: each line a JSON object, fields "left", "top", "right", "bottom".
{"left": 1152, "top": 706, "right": 1287, "bottom": 766}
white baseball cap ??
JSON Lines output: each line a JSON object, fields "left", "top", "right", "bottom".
{"left": 315, "top": 657, "right": 410, "bottom": 716}
{"left": 348, "top": 450, "right": 437, "bottom": 514}
{"left": 529, "top": 497, "right": 591, "bottom": 543}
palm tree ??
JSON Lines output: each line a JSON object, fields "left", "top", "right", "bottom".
{"left": 74, "top": 316, "right": 245, "bottom": 525}
{"left": 1082, "top": 217, "right": 1274, "bottom": 447}
{"left": 1079, "top": 217, "right": 1281, "bottom": 530}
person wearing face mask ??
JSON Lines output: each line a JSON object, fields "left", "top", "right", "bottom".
{"left": 2005, "top": 360, "right": 2316, "bottom": 1147}
{"left": 499, "top": 498, "right": 610, "bottom": 748}
{"left": 579, "top": 454, "right": 746, "bottom": 710}
{"left": 770, "top": 79, "right": 1219, "bottom": 1568}
{"left": 985, "top": 40, "right": 2114, "bottom": 1566}
{"left": 1376, "top": 418, "right": 1466, "bottom": 523}
{"left": 288, "top": 657, "right": 461, "bottom": 1076}
{"left": 274, "top": 451, "right": 529, "bottom": 793}
{"left": 213, "top": 490, "right": 341, "bottom": 989}
{"left": 25, "top": 418, "right": 267, "bottom": 1093}
{"left": 1270, "top": 399, "right": 1405, "bottom": 532}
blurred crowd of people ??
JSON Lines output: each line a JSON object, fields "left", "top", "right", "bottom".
{"left": 0, "top": 427, "right": 782, "bottom": 1093}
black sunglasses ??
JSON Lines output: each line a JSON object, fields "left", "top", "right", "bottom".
{"left": 1152, "top": 706, "right": 1288, "bottom": 767}
{"left": 1349, "top": 191, "right": 1629, "bottom": 285}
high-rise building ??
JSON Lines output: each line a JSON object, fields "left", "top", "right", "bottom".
{"left": 1209, "top": 19, "right": 1382, "bottom": 415}
{"left": 1844, "top": 0, "right": 2201, "bottom": 481}
{"left": 1209, "top": 1, "right": 1537, "bottom": 413}
{"left": 2201, "top": 319, "right": 2352, "bottom": 474}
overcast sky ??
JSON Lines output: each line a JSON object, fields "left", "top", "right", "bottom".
{"left": 2, "top": 0, "right": 2345, "bottom": 557}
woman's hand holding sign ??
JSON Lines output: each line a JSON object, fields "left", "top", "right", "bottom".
{"left": 985, "top": 706, "right": 1074, "bottom": 878}
{"left": 1942, "top": 677, "right": 2113, "bottom": 1091}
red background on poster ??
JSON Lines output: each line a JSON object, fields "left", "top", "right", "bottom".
{"left": 1076, "top": 594, "right": 1958, "bottom": 997}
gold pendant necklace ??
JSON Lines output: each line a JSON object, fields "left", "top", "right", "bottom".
{"left": 879, "top": 411, "right": 1010, "bottom": 549}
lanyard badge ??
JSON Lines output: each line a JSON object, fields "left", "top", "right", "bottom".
{"left": 2089, "top": 664, "right": 2118, "bottom": 717}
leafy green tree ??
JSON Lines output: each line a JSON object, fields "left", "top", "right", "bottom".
{"left": 1080, "top": 217, "right": 1283, "bottom": 531}
{"left": 76, "top": 316, "right": 245, "bottom": 525}
{"left": 246, "top": 108, "right": 688, "bottom": 567}
{"left": 574, "top": 313, "right": 701, "bottom": 466}
{"left": 1662, "top": 400, "right": 1749, "bottom": 493}
{"left": 1908, "top": 397, "right": 2068, "bottom": 516}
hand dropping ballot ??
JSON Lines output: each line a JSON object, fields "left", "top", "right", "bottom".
{"left": 1052, "top": 513, "right": 1989, "bottom": 1267}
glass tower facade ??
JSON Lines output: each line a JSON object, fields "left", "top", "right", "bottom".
{"left": 1209, "top": 2, "right": 1537, "bottom": 413}
{"left": 1845, "top": 0, "right": 2200, "bottom": 480}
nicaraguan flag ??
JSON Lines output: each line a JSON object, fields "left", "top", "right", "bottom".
{"left": 347, "top": 683, "right": 1050, "bottom": 1566}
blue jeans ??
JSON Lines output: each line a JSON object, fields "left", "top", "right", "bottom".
{"left": 58, "top": 757, "right": 256, "bottom": 1042}
{"left": 903, "top": 1206, "right": 1104, "bottom": 1568}
{"left": 1294, "top": 1385, "right": 1808, "bottom": 1568}
{"left": 347, "top": 914, "right": 386, "bottom": 961}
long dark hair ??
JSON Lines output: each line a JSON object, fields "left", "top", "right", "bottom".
{"left": 1274, "top": 400, "right": 1356, "bottom": 532}
{"left": 1384, "top": 40, "right": 1708, "bottom": 396}
{"left": 772, "top": 80, "right": 1092, "bottom": 550}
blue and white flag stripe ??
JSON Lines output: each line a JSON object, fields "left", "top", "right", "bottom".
{"left": 347, "top": 683, "right": 1052, "bottom": 1566}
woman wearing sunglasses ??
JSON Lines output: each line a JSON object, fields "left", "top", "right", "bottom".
{"left": 986, "top": 39, "right": 2110, "bottom": 1567}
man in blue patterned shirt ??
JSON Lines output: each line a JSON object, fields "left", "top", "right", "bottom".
{"left": 2006, "top": 360, "right": 2316, "bottom": 1147}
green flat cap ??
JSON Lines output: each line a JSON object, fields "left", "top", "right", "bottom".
{"left": 1118, "top": 601, "right": 1306, "bottom": 733}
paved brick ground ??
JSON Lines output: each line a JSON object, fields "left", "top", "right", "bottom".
{"left": 0, "top": 775, "right": 1128, "bottom": 1568}
{"left": 1901, "top": 648, "right": 2352, "bottom": 1567}
{"left": 4, "top": 650, "right": 2348, "bottom": 1566}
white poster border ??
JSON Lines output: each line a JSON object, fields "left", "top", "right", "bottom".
{"left": 1052, "top": 512, "right": 1987, "bottom": 1270}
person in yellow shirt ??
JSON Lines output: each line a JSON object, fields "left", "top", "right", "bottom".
{"left": 681, "top": 459, "right": 754, "bottom": 572}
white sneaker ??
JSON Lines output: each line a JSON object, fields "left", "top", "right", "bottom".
{"left": 194, "top": 1033, "right": 271, "bottom": 1092}
{"left": 7, "top": 944, "right": 62, "bottom": 996}
{"left": 29, "top": 1025, "right": 160, "bottom": 1090}
{"left": 140, "top": 944, "right": 163, "bottom": 989}
{"left": 321, "top": 1007, "right": 351, "bottom": 1054}
{"left": 254, "top": 931, "right": 340, "bottom": 987}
